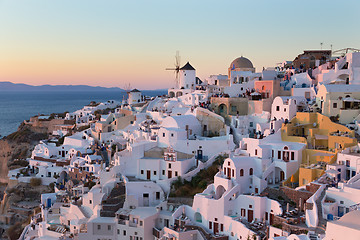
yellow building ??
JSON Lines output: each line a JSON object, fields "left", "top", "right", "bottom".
{"left": 281, "top": 112, "right": 357, "bottom": 186}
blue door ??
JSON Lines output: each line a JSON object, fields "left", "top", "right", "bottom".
{"left": 47, "top": 198, "right": 51, "bottom": 208}
{"left": 327, "top": 214, "right": 333, "bottom": 220}
{"left": 338, "top": 206, "right": 344, "bottom": 217}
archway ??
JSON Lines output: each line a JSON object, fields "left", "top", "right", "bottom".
{"left": 338, "top": 74, "right": 350, "bottom": 84}
{"left": 176, "top": 92, "right": 183, "bottom": 97}
{"left": 194, "top": 212, "right": 202, "bottom": 223}
{"left": 215, "top": 185, "right": 226, "bottom": 200}
{"left": 169, "top": 91, "right": 175, "bottom": 98}
{"left": 219, "top": 104, "right": 227, "bottom": 116}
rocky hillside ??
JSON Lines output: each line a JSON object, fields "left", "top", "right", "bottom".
{"left": 0, "top": 123, "right": 48, "bottom": 183}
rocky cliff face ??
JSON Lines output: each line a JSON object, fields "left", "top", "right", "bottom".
{"left": 0, "top": 123, "right": 48, "bottom": 183}
{"left": 0, "top": 123, "right": 49, "bottom": 239}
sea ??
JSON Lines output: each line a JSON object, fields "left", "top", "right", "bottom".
{"left": 0, "top": 90, "right": 167, "bottom": 137}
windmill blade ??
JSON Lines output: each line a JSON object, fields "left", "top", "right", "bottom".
{"left": 175, "top": 51, "right": 181, "bottom": 68}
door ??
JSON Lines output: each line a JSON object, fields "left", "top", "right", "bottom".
{"left": 248, "top": 210, "right": 253, "bottom": 222}
{"left": 47, "top": 198, "right": 51, "bottom": 208}
{"left": 168, "top": 170, "right": 172, "bottom": 179}
{"left": 270, "top": 213, "right": 274, "bottom": 225}
{"left": 213, "top": 222, "right": 219, "bottom": 234}
{"left": 227, "top": 168, "right": 231, "bottom": 178}
{"left": 203, "top": 125, "right": 207, "bottom": 136}
{"left": 146, "top": 170, "right": 151, "bottom": 180}
{"left": 143, "top": 193, "right": 149, "bottom": 207}
{"left": 280, "top": 171, "right": 285, "bottom": 181}
{"left": 197, "top": 150, "right": 203, "bottom": 160}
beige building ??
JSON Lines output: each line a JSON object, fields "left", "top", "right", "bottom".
{"left": 195, "top": 107, "right": 227, "bottom": 137}
{"left": 316, "top": 84, "right": 360, "bottom": 124}
{"left": 92, "top": 110, "right": 135, "bottom": 140}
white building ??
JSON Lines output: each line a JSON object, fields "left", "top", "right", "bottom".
{"left": 128, "top": 89, "right": 142, "bottom": 105}
{"left": 271, "top": 96, "right": 307, "bottom": 122}
{"left": 324, "top": 210, "right": 360, "bottom": 240}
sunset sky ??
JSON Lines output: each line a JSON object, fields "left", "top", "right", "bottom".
{"left": 0, "top": 0, "right": 359, "bottom": 90}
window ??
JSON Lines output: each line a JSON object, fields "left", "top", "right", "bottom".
{"left": 220, "top": 223, "right": 224, "bottom": 231}
{"left": 153, "top": 171, "right": 157, "bottom": 175}
{"left": 140, "top": 221, "right": 143, "bottom": 226}
{"left": 340, "top": 201, "right": 344, "bottom": 204}
{"left": 156, "top": 192, "right": 160, "bottom": 200}
{"left": 168, "top": 163, "right": 171, "bottom": 168}
{"left": 272, "top": 150, "right": 274, "bottom": 158}
{"left": 241, "top": 208, "right": 246, "bottom": 217}
{"left": 333, "top": 103, "right": 337, "bottom": 108}
{"left": 276, "top": 106, "right": 280, "bottom": 111}
{"left": 209, "top": 221, "right": 212, "bottom": 229}
{"left": 141, "top": 170, "right": 144, "bottom": 174}
{"left": 278, "top": 151, "right": 281, "bottom": 159}
{"left": 249, "top": 168, "right": 253, "bottom": 175}
{"left": 346, "top": 160, "right": 350, "bottom": 167}
{"left": 255, "top": 149, "right": 257, "bottom": 155}
{"left": 163, "top": 133, "right": 165, "bottom": 137}
{"left": 171, "top": 133, "right": 174, "bottom": 137}
{"left": 249, "top": 205, "right": 252, "bottom": 208}
{"left": 249, "top": 122, "right": 253, "bottom": 128}
{"left": 117, "top": 229, "right": 120, "bottom": 234}
{"left": 291, "top": 152, "right": 295, "bottom": 160}
{"left": 175, "top": 171, "right": 178, "bottom": 176}
{"left": 240, "top": 169, "right": 244, "bottom": 176}
{"left": 284, "top": 108, "right": 286, "bottom": 112}
{"left": 162, "top": 170, "right": 165, "bottom": 175}
{"left": 89, "top": 200, "right": 92, "bottom": 204}
{"left": 108, "top": 225, "right": 111, "bottom": 230}
{"left": 228, "top": 161, "right": 230, "bottom": 166}
{"left": 232, "top": 169, "right": 234, "bottom": 177}
{"left": 123, "top": 230, "right": 126, "bottom": 235}
{"left": 97, "top": 225, "right": 101, "bottom": 230}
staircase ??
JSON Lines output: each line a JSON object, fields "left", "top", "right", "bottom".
{"left": 100, "top": 182, "right": 126, "bottom": 217}
{"left": 309, "top": 232, "right": 318, "bottom": 240}
{"left": 314, "top": 188, "right": 327, "bottom": 234}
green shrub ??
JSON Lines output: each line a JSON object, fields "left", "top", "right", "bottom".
{"left": 30, "top": 178, "right": 42, "bottom": 187}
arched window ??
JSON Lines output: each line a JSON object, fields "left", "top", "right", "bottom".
{"left": 262, "top": 85, "right": 265, "bottom": 91}
{"left": 240, "top": 169, "right": 244, "bottom": 176}
{"left": 249, "top": 168, "right": 253, "bottom": 176}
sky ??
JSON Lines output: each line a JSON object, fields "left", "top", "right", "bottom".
{"left": 0, "top": 0, "right": 359, "bottom": 90}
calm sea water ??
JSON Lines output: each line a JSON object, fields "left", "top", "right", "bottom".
{"left": 0, "top": 90, "right": 166, "bottom": 137}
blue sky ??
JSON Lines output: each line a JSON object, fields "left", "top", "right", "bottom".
{"left": 0, "top": 0, "right": 359, "bottom": 89}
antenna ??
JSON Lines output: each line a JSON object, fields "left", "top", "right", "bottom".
{"left": 166, "top": 51, "right": 181, "bottom": 88}
{"left": 320, "top": 42, "right": 323, "bottom": 50}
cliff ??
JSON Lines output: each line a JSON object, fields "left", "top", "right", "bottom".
{"left": 0, "top": 124, "right": 48, "bottom": 183}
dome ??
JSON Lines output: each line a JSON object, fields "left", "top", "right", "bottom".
{"left": 230, "top": 56, "right": 254, "bottom": 69}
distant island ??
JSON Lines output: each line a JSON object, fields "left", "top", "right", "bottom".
{"left": 0, "top": 81, "right": 126, "bottom": 92}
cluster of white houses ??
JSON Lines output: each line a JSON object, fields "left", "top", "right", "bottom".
{"left": 18, "top": 50, "right": 360, "bottom": 240}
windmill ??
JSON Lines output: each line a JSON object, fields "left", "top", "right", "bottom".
{"left": 123, "top": 83, "right": 131, "bottom": 103}
{"left": 166, "top": 51, "right": 181, "bottom": 88}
